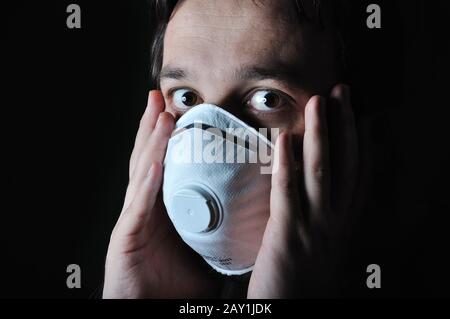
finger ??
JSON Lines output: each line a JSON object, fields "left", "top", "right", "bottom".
{"left": 329, "top": 84, "right": 358, "bottom": 215}
{"left": 132, "top": 111, "right": 174, "bottom": 180}
{"left": 124, "top": 112, "right": 174, "bottom": 209}
{"left": 129, "top": 90, "right": 165, "bottom": 179}
{"left": 303, "top": 95, "right": 330, "bottom": 224}
{"left": 270, "top": 132, "right": 301, "bottom": 226}
{"left": 118, "top": 162, "right": 163, "bottom": 238}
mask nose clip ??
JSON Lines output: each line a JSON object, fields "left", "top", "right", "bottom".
{"left": 170, "top": 185, "right": 220, "bottom": 233}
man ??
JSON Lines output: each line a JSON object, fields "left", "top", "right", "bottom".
{"left": 103, "top": 0, "right": 358, "bottom": 298}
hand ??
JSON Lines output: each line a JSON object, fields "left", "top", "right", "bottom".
{"left": 103, "top": 90, "right": 221, "bottom": 298}
{"left": 248, "top": 84, "right": 358, "bottom": 298}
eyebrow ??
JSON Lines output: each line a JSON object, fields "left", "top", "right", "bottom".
{"left": 159, "top": 63, "right": 302, "bottom": 86}
{"left": 234, "top": 65, "right": 301, "bottom": 85}
{"left": 159, "top": 66, "right": 191, "bottom": 81}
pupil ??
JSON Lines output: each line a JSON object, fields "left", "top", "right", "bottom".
{"left": 264, "top": 92, "right": 278, "bottom": 108}
{"left": 182, "top": 92, "right": 196, "bottom": 106}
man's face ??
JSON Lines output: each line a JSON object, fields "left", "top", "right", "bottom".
{"left": 160, "top": 0, "right": 339, "bottom": 136}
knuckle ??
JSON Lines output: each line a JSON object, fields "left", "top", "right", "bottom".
{"left": 127, "top": 199, "right": 144, "bottom": 215}
{"left": 311, "top": 163, "right": 328, "bottom": 181}
{"left": 139, "top": 114, "right": 148, "bottom": 127}
{"left": 156, "top": 112, "right": 175, "bottom": 132}
{"left": 275, "top": 172, "right": 297, "bottom": 193}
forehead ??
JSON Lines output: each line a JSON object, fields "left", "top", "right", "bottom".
{"left": 163, "top": 0, "right": 305, "bottom": 72}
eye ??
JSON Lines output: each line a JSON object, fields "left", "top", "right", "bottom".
{"left": 172, "top": 88, "right": 202, "bottom": 110}
{"left": 246, "top": 90, "right": 284, "bottom": 112}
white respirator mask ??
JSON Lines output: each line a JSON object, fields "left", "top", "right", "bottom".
{"left": 163, "top": 104, "right": 276, "bottom": 275}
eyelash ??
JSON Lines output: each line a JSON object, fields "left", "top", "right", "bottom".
{"left": 166, "top": 87, "right": 294, "bottom": 113}
{"left": 245, "top": 87, "right": 293, "bottom": 112}
{"left": 167, "top": 87, "right": 197, "bottom": 98}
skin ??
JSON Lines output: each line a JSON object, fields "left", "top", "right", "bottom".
{"left": 103, "top": 0, "right": 358, "bottom": 298}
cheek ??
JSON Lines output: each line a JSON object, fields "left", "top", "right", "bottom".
{"left": 263, "top": 110, "right": 304, "bottom": 162}
{"left": 253, "top": 108, "right": 304, "bottom": 148}
{"left": 282, "top": 95, "right": 308, "bottom": 137}
{"left": 287, "top": 117, "right": 305, "bottom": 163}
{"left": 163, "top": 100, "right": 180, "bottom": 120}
{"left": 252, "top": 94, "right": 308, "bottom": 139}
{"left": 287, "top": 116, "right": 305, "bottom": 137}
{"left": 284, "top": 111, "right": 305, "bottom": 141}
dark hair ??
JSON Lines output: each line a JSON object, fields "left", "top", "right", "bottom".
{"left": 148, "top": 0, "right": 349, "bottom": 88}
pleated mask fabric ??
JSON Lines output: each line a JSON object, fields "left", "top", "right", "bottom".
{"left": 163, "top": 104, "right": 274, "bottom": 275}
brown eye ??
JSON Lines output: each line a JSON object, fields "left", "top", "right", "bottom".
{"left": 173, "top": 89, "right": 202, "bottom": 110}
{"left": 247, "top": 90, "right": 282, "bottom": 111}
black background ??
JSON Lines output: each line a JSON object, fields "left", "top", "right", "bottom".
{"left": 4, "top": 0, "right": 450, "bottom": 298}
